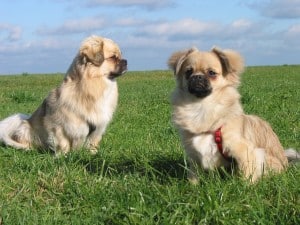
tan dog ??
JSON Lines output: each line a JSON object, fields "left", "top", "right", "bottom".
{"left": 168, "top": 47, "right": 299, "bottom": 183}
{"left": 0, "top": 35, "right": 127, "bottom": 155}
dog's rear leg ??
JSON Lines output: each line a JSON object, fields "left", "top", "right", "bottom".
{"left": 49, "top": 128, "right": 71, "bottom": 156}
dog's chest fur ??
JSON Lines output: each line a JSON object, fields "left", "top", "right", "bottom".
{"left": 61, "top": 78, "right": 117, "bottom": 123}
{"left": 185, "top": 132, "right": 229, "bottom": 169}
{"left": 172, "top": 93, "right": 222, "bottom": 133}
{"left": 92, "top": 81, "right": 118, "bottom": 128}
{"left": 172, "top": 88, "right": 243, "bottom": 134}
{"left": 72, "top": 81, "right": 117, "bottom": 139}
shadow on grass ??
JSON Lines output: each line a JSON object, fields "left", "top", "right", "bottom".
{"left": 79, "top": 155, "right": 187, "bottom": 184}
{"left": 75, "top": 153, "right": 238, "bottom": 184}
{"left": 1, "top": 146, "right": 237, "bottom": 184}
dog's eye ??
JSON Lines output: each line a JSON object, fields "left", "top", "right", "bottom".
{"left": 110, "top": 55, "right": 117, "bottom": 60}
{"left": 185, "top": 67, "right": 194, "bottom": 79}
{"left": 208, "top": 70, "right": 217, "bottom": 77}
{"left": 106, "top": 55, "right": 119, "bottom": 62}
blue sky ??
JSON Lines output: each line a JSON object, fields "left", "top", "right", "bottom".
{"left": 0, "top": 0, "right": 300, "bottom": 74}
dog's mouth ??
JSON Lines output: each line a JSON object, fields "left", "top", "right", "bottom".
{"left": 187, "top": 75, "right": 212, "bottom": 98}
{"left": 109, "top": 59, "right": 128, "bottom": 79}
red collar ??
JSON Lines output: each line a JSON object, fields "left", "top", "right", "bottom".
{"left": 214, "top": 127, "right": 229, "bottom": 159}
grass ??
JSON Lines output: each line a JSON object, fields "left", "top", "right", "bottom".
{"left": 0, "top": 66, "right": 299, "bottom": 225}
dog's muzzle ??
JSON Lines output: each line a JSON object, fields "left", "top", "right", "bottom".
{"left": 188, "top": 75, "right": 212, "bottom": 98}
{"left": 109, "top": 59, "right": 128, "bottom": 79}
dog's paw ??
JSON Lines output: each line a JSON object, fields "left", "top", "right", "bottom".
{"left": 89, "top": 146, "right": 98, "bottom": 155}
{"left": 54, "top": 151, "right": 68, "bottom": 158}
{"left": 188, "top": 177, "right": 199, "bottom": 185}
{"left": 187, "top": 171, "right": 199, "bottom": 185}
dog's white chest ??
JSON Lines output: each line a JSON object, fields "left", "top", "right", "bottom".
{"left": 190, "top": 134, "right": 226, "bottom": 170}
{"left": 89, "top": 81, "right": 117, "bottom": 123}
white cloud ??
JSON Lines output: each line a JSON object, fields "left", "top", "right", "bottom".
{"left": 0, "top": 23, "right": 22, "bottom": 41}
{"left": 114, "top": 18, "right": 146, "bottom": 26}
{"left": 248, "top": 0, "right": 300, "bottom": 19}
{"left": 134, "top": 18, "right": 266, "bottom": 45}
{"left": 231, "top": 19, "right": 252, "bottom": 29}
{"left": 285, "top": 23, "right": 300, "bottom": 36}
{"left": 223, "top": 19, "right": 267, "bottom": 40}
{"left": 36, "top": 17, "right": 106, "bottom": 35}
{"left": 283, "top": 23, "right": 300, "bottom": 48}
{"left": 136, "top": 18, "right": 220, "bottom": 39}
{"left": 86, "top": 0, "right": 174, "bottom": 10}
{"left": 0, "top": 37, "right": 78, "bottom": 74}
{"left": 0, "top": 37, "right": 78, "bottom": 56}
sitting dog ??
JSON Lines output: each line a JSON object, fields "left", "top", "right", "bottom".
{"left": 168, "top": 47, "right": 299, "bottom": 183}
{"left": 0, "top": 35, "right": 127, "bottom": 155}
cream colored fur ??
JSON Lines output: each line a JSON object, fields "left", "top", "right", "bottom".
{"left": 0, "top": 35, "right": 127, "bottom": 155}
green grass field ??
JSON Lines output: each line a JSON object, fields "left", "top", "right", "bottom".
{"left": 0, "top": 66, "right": 299, "bottom": 225}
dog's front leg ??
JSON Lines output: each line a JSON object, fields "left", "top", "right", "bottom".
{"left": 86, "top": 127, "right": 104, "bottom": 154}
{"left": 229, "top": 140, "right": 265, "bottom": 182}
{"left": 187, "top": 158, "right": 200, "bottom": 184}
{"left": 87, "top": 138, "right": 101, "bottom": 154}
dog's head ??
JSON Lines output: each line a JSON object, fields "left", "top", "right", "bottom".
{"left": 68, "top": 35, "right": 127, "bottom": 80}
{"left": 168, "top": 47, "right": 244, "bottom": 98}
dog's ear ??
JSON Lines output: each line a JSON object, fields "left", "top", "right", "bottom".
{"left": 168, "top": 48, "right": 197, "bottom": 75}
{"left": 80, "top": 39, "right": 104, "bottom": 66}
{"left": 212, "top": 47, "right": 244, "bottom": 76}
{"left": 212, "top": 47, "right": 244, "bottom": 85}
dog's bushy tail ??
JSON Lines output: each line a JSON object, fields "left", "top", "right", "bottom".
{"left": 285, "top": 148, "right": 300, "bottom": 164}
{"left": 0, "top": 113, "right": 31, "bottom": 149}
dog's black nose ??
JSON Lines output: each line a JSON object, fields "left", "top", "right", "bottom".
{"left": 121, "top": 59, "right": 127, "bottom": 66}
{"left": 188, "top": 75, "right": 212, "bottom": 98}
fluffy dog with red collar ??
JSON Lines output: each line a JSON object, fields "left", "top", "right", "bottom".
{"left": 168, "top": 47, "right": 299, "bottom": 183}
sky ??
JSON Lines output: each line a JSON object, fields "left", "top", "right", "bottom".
{"left": 0, "top": 0, "right": 300, "bottom": 75}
